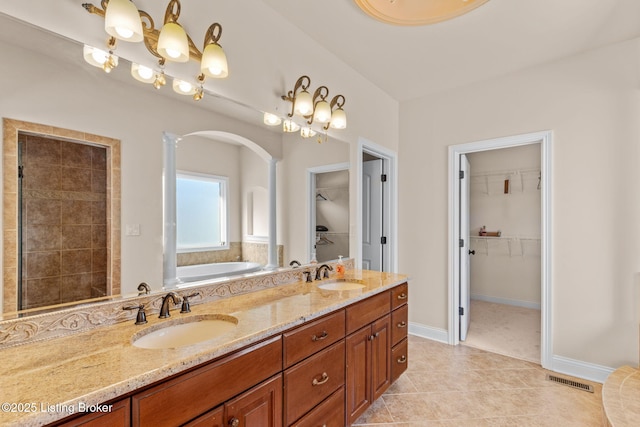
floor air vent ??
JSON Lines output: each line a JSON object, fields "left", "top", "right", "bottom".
{"left": 546, "top": 374, "right": 594, "bottom": 393}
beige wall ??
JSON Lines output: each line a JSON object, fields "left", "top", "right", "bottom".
{"left": 400, "top": 37, "right": 640, "bottom": 368}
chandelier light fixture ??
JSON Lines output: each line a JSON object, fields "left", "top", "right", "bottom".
{"left": 82, "top": 0, "right": 229, "bottom": 101}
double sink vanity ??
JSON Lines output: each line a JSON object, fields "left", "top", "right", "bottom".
{"left": 0, "top": 268, "right": 409, "bottom": 426}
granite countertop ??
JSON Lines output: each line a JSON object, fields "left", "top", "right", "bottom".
{"left": 0, "top": 270, "right": 408, "bottom": 426}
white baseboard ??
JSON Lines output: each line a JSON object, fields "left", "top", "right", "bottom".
{"left": 471, "top": 293, "right": 541, "bottom": 310}
{"left": 408, "top": 322, "right": 448, "bottom": 344}
{"left": 551, "top": 355, "right": 614, "bottom": 384}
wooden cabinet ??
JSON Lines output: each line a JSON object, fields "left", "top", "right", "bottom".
{"left": 56, "top": 399, "right": 130, "bottom": 427}
{"left": 345, "top": 283, "right": 408, "bottom": 425}
{"left": 284, "top": 340, "right": 345, "bottom": 425}
{"left": 225, "top": 374, "right": 283, "bottom": 427}
{"left": 283, "top": 310, "right": 345, "bottom": 368}
{"left": 131, "top": 336, "right": 282, "bottom": 426}
{"left": 391, "top": 283, "right": 409, "bottom": 384}
{"left": 185, "top": 375, "right": 282, "bottom": 427}
{"left": 48, "top": 281, "right": 409, "bottom": 427}
{"left": 291, "top": 386, "right": 345, "bottom": 427}
{"left": 345, "top": 313, "right": 391, "bottom": 425}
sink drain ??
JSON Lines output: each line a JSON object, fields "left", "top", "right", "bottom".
{"left": 546, "top": 374, "right": 594, "bottom": 393}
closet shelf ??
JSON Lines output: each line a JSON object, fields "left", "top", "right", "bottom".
{"left": 470, "top": 167, "right": 541, "bottom": 195}
{"left": 470, "top": 236, "right": 540, "bottom": 257}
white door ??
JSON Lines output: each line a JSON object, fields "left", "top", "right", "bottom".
{"left": 362, "top": 159, "right": 383, "bottom": 270}
{"left": 459, "top": 154, "right": 471, "bottom": 341}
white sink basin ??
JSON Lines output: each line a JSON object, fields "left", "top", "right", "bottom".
{"left": 317, "top": 280, "right": 366, "bottom": 291}
{"left": 132, "top": 314, "right": 238, "bottom": 349}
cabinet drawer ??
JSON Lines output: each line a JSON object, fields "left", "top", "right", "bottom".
{"left": 391, "top": 283, "right": 408, "bottom": 310}
{"left": 391, "top": 304, "right": 408, "bottom": 347}
{"left": 391, "top": 337, "right": 408, "bottom": 383}
{"left": 291, "top": 386, "right": 345, "bottom": 427}
{"left": 283, "top": 340, "right": 345, "bottom": 425}
{"left": 346, "top": 291, "right": 389, "bottom": 334}
{"left": 284, "top": 310, "right": 345, "bottom": 368}
{"left": 132, "top": 336, "right": 282, "bottom": 427}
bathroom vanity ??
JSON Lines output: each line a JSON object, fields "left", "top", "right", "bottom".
{"left": 0, "top": 270, "right": 408, "bottom": 427}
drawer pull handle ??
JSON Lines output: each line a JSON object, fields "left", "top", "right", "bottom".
{"left": 397, "top": 321, "right": 407, "bottom": 328}
{"left": 228, "top": 417, "right": 240, "bottom": 427}
{"left": 312, "top": 331, "right": 328, "bottom": 341}
{"left": 312, "top": 372, "right": 329, "bottom": 386}
{"left": 397, "top": 355, "right": 407, "bottom": 364}
{"left": 397, "top": 292, "right": 407, "bottom": 300}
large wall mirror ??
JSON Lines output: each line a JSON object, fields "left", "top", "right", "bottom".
{"left": 0, "top": 12, "right": 350, "bottom": 318}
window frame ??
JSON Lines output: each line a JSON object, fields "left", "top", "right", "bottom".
{"left": 175, "top": 170, "right": 229, "bottom": 253}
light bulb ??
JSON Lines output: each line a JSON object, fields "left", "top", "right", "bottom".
{"left": 313, "top": 100, "right": 332, "bottom": 123}
{"left": 157, "top": 22, "right": 189, "bottom": 62}
{"left": 263, "top": 113, "right": 281, "bottom": 126}
{"left": 201, "top": 43, "right": 228, "bottom": 78}
{"left": 104, "top": 0, "right": 143, "bottom": 42}
{"left": 294, "top": 90, "right": 313, "bottom": 116}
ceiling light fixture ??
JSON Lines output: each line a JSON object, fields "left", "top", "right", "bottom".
{"left": 82, "top": 0, "right": 229, "bottom": 100}
{"left": 281, "top": 75, "right": 347, "bottom": 131}
{"left": 354, "top": 0, "right": 490, "bottom": 26}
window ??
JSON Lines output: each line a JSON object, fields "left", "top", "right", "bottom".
{"left": 176, "top": 171, "right": 228, "bottom": 252}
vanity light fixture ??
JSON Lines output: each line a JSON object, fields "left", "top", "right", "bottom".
{"left": 82, "top": 0, "right": 229, "bottom": 99}
{"left": 282, "top": 119, "right": 301, "bottom": 133}
{"left": 281, "top": 75, "right": 347, "bottom": 130}
{"left": 263, "top": 112, "right": 282, "bottom": 126}
{"left": 83, "top": 42, "right": 118, "bottom": 73}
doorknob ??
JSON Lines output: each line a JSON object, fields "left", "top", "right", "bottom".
{"left": 468, "top": 250, "right": 475, "bottom": 255}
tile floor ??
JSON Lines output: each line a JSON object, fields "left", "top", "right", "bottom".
{"left": 463, "top": 300, "right": 541, "bottom": 363}
{"left": 353, "top": 335, "right": 604, "bottom": 426}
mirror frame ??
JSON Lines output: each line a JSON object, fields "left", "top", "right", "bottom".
{"left": 2, "top": 118, "right": 121, "bottom": 314}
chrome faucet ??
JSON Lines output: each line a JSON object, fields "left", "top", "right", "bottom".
{"left": 159, "top": 292, "right": 181, "bottom": 318}
{"left": 315, "top": 264, "right": 333, "bottom": 280}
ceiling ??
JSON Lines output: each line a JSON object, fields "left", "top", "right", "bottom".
{"left": 261, "top": 0, "right": 640, "bottom": 100}
{"left": 2, "top": 0, "right": 640, "bottom": 104}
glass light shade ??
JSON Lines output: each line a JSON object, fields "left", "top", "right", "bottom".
{"left": 294, "top": 90, "right": 313, "bottom": 116}
{"left": 313, "top": 100, "right": 332, "bottom": 124}
{"left": 282, "top": 119, "right": 300, "bottom": 133}
{"left": 83, "top": 45, "right": 118, "bottom": 68}
{"left": 201, "top": 43, "right": 229, "bottom": 78}
{"left": 263, "top": 113, "right": 282, "bottom": 126}
{"left": 104, "top": 0, "right": 143, "bottom": 42}
{"left": 131, "top": 63, "right": 155, "bottom": 83}
{"left": 172, "top": 78, "right": 196, "bottom": 95}
{"left": 157, "top": 22, "right": 190, "bottom": 62}
{"left": 300, "top": 127, "right": 316, "bottom": 138}
{"left": 330, "top": 108, "right": 347, "bottom": 129}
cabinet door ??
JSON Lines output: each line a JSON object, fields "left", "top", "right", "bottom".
{"left": 345, "top": 326, "right": 371, "bottom": 425}
{"left": 184, "top": 406, "right": 223, "bottom": 427}
{"left": 225, "top": 374, "right": 283, "bottom": 427}
{"left": 370, "top": 314, "right": 391, "bottom": 402}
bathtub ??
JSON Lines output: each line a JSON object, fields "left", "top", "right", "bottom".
{"left": 177, "top": 262, "right": 263, "bottom": 283}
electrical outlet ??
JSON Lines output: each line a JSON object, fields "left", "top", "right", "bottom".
{"left": 126, "top": 224, "right": 141, "bottom": 236}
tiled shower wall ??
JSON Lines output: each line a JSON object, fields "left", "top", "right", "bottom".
{"left": 19, "top": 134, "right": 107, "bottom": 309}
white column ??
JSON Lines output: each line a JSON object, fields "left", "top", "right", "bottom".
{"left": 266, "top": 158, "right": 278, "bottom": 269}
{"left": 163, "top": 132, "right": 181, "bottom": 287}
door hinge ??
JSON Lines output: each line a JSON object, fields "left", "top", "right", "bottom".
{"left": 381, "top": 236, "right": 387, "bottom": 245}
{"left": 459, "top": 170, "right": 464, "bottom": 179}
{"left": 381, "top": 174, "right": 387, "bottom": 182}
{"left": 459, "top": 307, "right": 464, "bottom": 316}
{"left": 18, "top": 165, "right": 23, "bottom": 179}
{"left": 459, "top": 238, "right": 464, "bottom": 248}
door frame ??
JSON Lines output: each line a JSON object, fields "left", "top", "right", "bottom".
{"left": 306, "top": 162, "right": 350, "bottom": 262}
{"left": 447, "top": 130, "right": 552, "bottom": 369}
{"left": 356, "top": 138, "right": 398, "bottom": 272}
